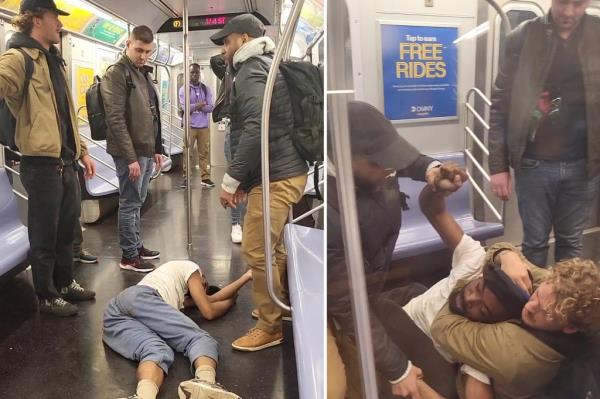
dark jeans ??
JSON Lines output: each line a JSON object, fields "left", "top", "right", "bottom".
{"left": 73, "top": 221, "right": 83, "bottom": 255}
{"left": 20, "top": 157, "right": 80, "bottom": 300}
{"left": 113, "top": 156, "right": 154, "bottom": 259}
{"left": 376, "top": 284, "right": 458, "bottom": 399}
{"left": 515, "top": 157, "right": 600, "bottom": 266}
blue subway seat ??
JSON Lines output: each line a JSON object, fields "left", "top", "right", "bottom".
{"left": 0, "top": 169, "right": 29, "bottom": 279}
{"left": 284, "top": 224, "right": 325, "bottom": 399}
{"left": 80, "top": 141, "right": 120, "bottom": 198}
{"left": 393, "top": 152, "right": 503, "bottom": 261}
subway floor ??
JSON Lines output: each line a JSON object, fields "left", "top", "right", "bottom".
{"left": 0, "top": 165, "right": 299, "bottom": 399}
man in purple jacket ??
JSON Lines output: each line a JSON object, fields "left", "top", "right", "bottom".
{"left": 179, "top": 63, "right": 214, "bottom": 188}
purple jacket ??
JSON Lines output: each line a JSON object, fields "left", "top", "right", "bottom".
{"left": 179, "top": 82, "right": 214, "bottom": 129}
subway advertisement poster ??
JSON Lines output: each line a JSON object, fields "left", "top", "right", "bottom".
{"left": 381, "top": 23, "right": 458, "bottom": 121}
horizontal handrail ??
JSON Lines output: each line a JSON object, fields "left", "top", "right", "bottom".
{"left": 466, "top": 87, "right": 492, "bottom": 107}
{"left": 464, "top": 148, "right": 490, "bottom": 181}
{"left": 465, "top": 103, "right": 490, "bottom": 131}
{"left": 292, "top": 203, "right": 324, "bottom": 224}
{"left": 86, "top": 152, "right": 117, "bottom": 172}
{"left": 2, "top": 165, "right": 28, "bottom": 200}
{"left": 466, "top": 170, "right": 502, "bottom": 222}
{"left": 464, "top": 126, "right": 489, "bottom": 156}
{"left": 78, "top": 161, "right": 119, "bottom": 189}
{"left": 464, "top": 87, "right": 505, "bottom": 224}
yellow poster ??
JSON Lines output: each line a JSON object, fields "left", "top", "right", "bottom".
{"left": 0, "top": 0, "right": 20, "bottom": 12}
{"left": 0, "top": 1, "right": 95, "bottom": 33}
{"left": 75, "top": 65, "right": 94, "bottom": 124}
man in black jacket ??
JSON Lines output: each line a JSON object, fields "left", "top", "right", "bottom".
{"left": 210, "top": 14, "right": 308, "bottom": 351}
{"left": 328, "top": 101, "right": 466, "bottom": 399}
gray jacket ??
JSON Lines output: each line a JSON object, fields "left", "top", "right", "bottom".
{"left": 228, "top": 53, "right": 308, "bottom": 192}
{"left": 102, "top": 55, "right": 162, "bottom": 163}
{"left": 489, "top": 13, "right": 600, "bottom": 176}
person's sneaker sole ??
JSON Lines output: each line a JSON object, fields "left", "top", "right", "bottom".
{"left": 251, "top": 309, "right": 292, "bottom": 322}
{"left": 231, "top": 336, "right": 283, "bottom": 352}
{"left": 74, "top": 257, "right": 98, "bottom": 264}
{"left": 39, "top": 305, "right": 78, "bottom": 317}
{"left": 178, "top": 380, "right": 240, "bottom": 399}
{"left": 119, "top": 263, "right": 154, "bottom": 273}
{"left": 140, "top": 253, "right": 160, "bottom": 260}
{"left": 200, "top": 183, "right": 215, "bottom": 188}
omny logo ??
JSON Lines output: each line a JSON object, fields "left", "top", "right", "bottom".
{"left": 410, "top": 105, "right": 435, "bottom": 116}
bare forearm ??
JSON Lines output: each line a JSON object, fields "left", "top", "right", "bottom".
{"left": 206, "top": 298, "right": 235, "bottom": 319}
{"left": 419, "top": 185, "right": 446, "bottom": 219}
{"left": 209, "top": 273, "right": 251, "bottom": 302}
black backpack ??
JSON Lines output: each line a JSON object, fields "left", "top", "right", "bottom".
{"left": 278, "top": 60, "right": 324, "bottom": 164}
{"left": 0, "top": 49, "right": 34, "bottom": 150}
{"left": 86, "top": 65, "right": 134, "bottom": 141}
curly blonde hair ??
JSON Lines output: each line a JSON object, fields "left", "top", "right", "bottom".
{"left": 11, "top": 9, "right": 47, "bottom": 35}
{"left": 547, "top": 258, "right": 600, "bottom": 333}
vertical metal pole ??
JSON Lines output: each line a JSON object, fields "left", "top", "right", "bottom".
{"left": 183, "top": 0, "right": 192, "bottom": 257}
{"left": 261, "top": 0, "right": 305, "bottom": 313}
{"left": 328, "top": 0, "right": 379, "bottom": 397}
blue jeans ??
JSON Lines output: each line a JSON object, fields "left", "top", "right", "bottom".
{"left": 103, "top": 285, "right": 219, "bottom": 374}
{"left": 224, "top": 131, "right": 246, "bottom": 226}
{"left": 515, "top": 157, "right": 599, "bottom": 266}
{"left": 113, "top": 156, "right": 154, "bottom": 259}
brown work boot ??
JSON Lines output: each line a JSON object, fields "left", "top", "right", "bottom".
{"left": 231, "top": 328, "right": 283, "bottom": 351}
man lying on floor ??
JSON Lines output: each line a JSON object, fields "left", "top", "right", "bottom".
{"left": 102, "top": 260, "right": 252, "bottom": 399}
{"left": 365, "top": 174, "right": 599, "bottom": 399}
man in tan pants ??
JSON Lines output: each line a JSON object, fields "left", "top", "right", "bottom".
{"left": 179, "top": 63, "right": 214, "bottom": 188}
{"left": 211, "top": 14, "right": 309, "bottom": 351}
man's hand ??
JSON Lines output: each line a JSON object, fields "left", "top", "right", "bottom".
{"left": 498, "top": 250, "right": 533, "bottom": 294}
{"left": 244, "top": 269, "right": 253, "bottom": 281}
{"left": 391, "top": 365, "right": 423, "bottom": 398}
{"left": 195, "top": 101, "right": 206, "bottom": 112}
{"left": 233, "top": 187, "right": 247, "bottom": 206}
{"left": 80, "top": 154, "right": 96, "bottom": 179}
{"left": 128, "top": 161, "right": 141, "bottom": 181}
{"left": 426, "top": 162, "right": 467, "bottom": 194}
{"left": 491, "top": 172, "right": 512, "bottom": 201}
{"left": 220, "top": 189, "right": 236, "bottom": 208}
{"left": 154, "top": 154, "right": 163, "bottom": 171}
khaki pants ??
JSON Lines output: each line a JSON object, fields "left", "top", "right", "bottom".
{"left": 242, "top": 174, "right": 307, "bottom": 334}
{"left": 328, "top": 325, "right": 348, "bottom": 399}
{"left": 183, "top": 127, "right": 210, "bottom": 180}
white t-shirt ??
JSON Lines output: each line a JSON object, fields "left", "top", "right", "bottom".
{"left": 138, "top": 260, "right": 200, "bottom": 310}
{"left": 402, "top": 234, "right": 491, "bottom": 384}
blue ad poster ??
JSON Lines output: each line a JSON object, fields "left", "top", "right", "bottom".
{"left": 380, "top": 23, "right": 458, "bottom": 121}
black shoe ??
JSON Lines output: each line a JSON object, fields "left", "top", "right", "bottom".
{"left": 180, "top": 179, "right": 187, "bottom": 188}
{"left": 120, "top": 256, "right": 155, "bottom": 273}
{"left": 138, "top": 246, "right": 160, "bottom": 260}
{"left": 39, "top": 297, "right": 78, "bottom": 317}
{"left": 60, "top": 280, "right": 96, "bottom": 301}
{"left": 201, "top": 179, "right": 215, "bottom": 188}
{"left": 74, "top": 250, "right": 98, "bottom": 264}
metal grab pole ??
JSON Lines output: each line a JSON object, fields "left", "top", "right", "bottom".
{"left": 183, "top": 0, "right": 192, "bottom": 258}
{"left": 485, "top": 0, "right": 511, "bottom": 33}
{"left": 261, "top": 0, "right": 305, "bottom": 313}
{"left": 328, "top": 0, "right": 379, "bottom": 397}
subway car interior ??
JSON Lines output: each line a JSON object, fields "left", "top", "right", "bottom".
{"left": 0, "top": 0, "right": 324, "bottom": 398}
{"left": 329, "top": 0, "right": 599, "bottom": 398}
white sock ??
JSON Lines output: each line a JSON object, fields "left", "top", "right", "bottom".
{"left": 136, "top": 379, "right": 159, "bottom": 399}
{"left": 195, "top": 365, "right": 216, "bottom": 384}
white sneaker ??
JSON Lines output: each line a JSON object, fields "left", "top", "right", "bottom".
{"left": 231, "top": 224, "right": 242, "bottom": 244}
{"left": 178, "top": 379, "right": 241, "bottom": 399}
